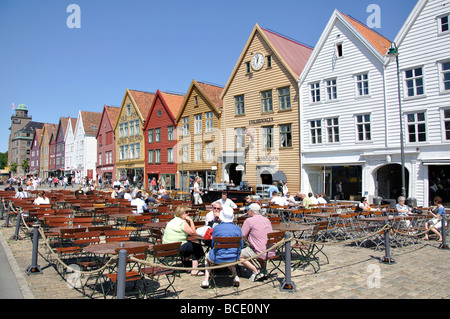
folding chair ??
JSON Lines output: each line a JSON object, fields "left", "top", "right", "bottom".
{"left": 256, "top": 231, "right": 286, "bottom": 287}
{"left": 291, "top": 225, "right": 326, "bottom": 273}
{"left": 100, "top": 246, "right": 149, "bottom": 299}
{"left": 206, "top": 236, "right": 243, "bottom": 295}
{"left": 141, "top": 242, "right": 182, "bottom": 298}
{"left": 105, "top": 229, "right": 131, "bottom": 242}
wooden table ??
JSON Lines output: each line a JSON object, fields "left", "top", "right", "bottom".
{"left": 84, "top": 241, "right": 154, "bottom": 255}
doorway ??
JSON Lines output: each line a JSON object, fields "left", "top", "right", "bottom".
{"left": 376, "top": 164, "right": 409, "bottom": 200}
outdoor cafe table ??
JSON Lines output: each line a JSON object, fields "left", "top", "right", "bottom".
{"left": 83, "top": 241, "right": 154, "bottom": 255}
{"left": 357, "top": 215, "right": 405, "bottom": 249}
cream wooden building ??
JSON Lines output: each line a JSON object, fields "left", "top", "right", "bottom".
{"left": 220, "top": 23, "right": 313, "bottom": 192}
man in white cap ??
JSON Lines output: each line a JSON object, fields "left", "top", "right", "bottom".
{"left": 239, "top": 203, "right": 274, "bottom": 281}
{"left": 200, "top": 206, "right": 243, "bottom": 289}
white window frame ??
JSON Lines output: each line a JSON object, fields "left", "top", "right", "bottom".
{"left": 182, "top": 117, "right": 189, "bottom": 136}
{"left": 356, "top": 114, "right": 372, "bottom": 142}
{"left": 404, "top": 66, "right": 425, "bottom": 97}
{"left": 310, "top": 82, "right": 321, "bottom": 103}
{"left": 355, "top": 73, "right": 370, "bottom": 97}
{"left": 194, "top": 114, "right": 202, "bottom": 134}
{"left": 167, "top": 148, "right": 174, "bottom": 163}
{"left": 205, "top": 142, "right": 214, "bottom": 161}
{"left": 406, "top": 111, "right": 427, "bottom": 143}
{"left": 325, "top": 79, "right": 338, "bottom": 101}
{"left": 439, "top": 60, "right": 450, "bottom": 93}
{"left": 309, "top": 120, "right": 322, "bottom": 145}
{"left": 262, "top": 126, "right": 274, "bottom": 150}
{"left": 194, "top": 143, "right": 202, "bottom": 162}
{"left": 148, "top": 150, "right": 154, "bottom": 164}
{"left": 443, "top": 108, "right": 450, "bottom": 141}
{"left": 326, "top": 117, "right": 340, "bottom": 144}
{"left": 437, "top": 13, "right": 450, "bottom": 35}
{"left": 205, "top": 112, "right": 213, "bottom": 133}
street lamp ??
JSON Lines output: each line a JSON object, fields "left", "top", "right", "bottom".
{"left": 387, "top": 42, "right": 406, "bottom": 198}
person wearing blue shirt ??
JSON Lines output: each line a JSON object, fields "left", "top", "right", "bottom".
{"left": 267, "top": 182, "right": 279, "bottom": 198}
{"left": 200, "top": 206, "right": 243, "bottom": 289}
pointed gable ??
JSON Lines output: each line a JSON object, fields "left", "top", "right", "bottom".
{"left": 80, "top": 111, "right": 102, "bottom": 136}
{"left": 176, "top": 80, "right": 223, "bottom": 123}
{"left": 144, "top": 90, "right": 184, "bottom": 130}
{"left": 128, "top": 89, "right": 156, "bottom": 121}
{"left": 221, "top": 23, "right": 313, "bottom": 99}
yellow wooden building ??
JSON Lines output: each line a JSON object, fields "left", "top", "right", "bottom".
{"left": 114, "top": 88, "right": 155, "bottom": 187}
{"left": 175, "top": 80, "right": 224, "bottom": 190}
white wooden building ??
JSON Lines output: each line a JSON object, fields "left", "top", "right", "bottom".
{"left": 298, "top": 10, "right": 392, "bottom": 202}
{"left": 299, "top": 0, "right": 450, "bottom": 206}
{"left": 383, "top": 0, "right": 450, "bottom": 206}
{"left": 69, "top": 111, "right": 101, "bottom": 183}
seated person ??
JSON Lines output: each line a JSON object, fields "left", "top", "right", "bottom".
{"left": 163, "top": 205, "right": 204, "bottom": 276}
{"left": 160, "top": 190, "right": 172, "bottom": 200}
{"left": 130, "top": 192, "right": 148, "bottom": 214}
{"left": 424, "top": 196, "right": 447, "bottom": 242}
{"left": 214, "top": 192, "right": 237, "bottom": 209}
{"left": 204, "top": 202, "right": 222, "bottom": 228}
{"left": 270, "top": 192, "right": 289, "bottom": 206}
{"left": 395, "top": 196, "right": 411, "bottom": 216}
{"left": 239, "top": 195, "right": 257, "bottom": 214}
{"left": 239, "top": 203, "right": 274, "bottom": 281}
{"left": 123, "top": 188, "right": 133, "bottom": 201}
{"left": 355, "top": 197, "right": 371, "bottom": 212}
{"left": 4, "top": 183, "right": 15, "bottom": 192}
{"left": 316, "top": 193, "right": 328, "bottom": 205}
{"left": 34, "top": 191, "right": 50, "bottom": 205}
{"left": 14, "top": 187, "right": 29, "bottom": 199}
{"left": 201, "top": 206, "right": 243, "bottom": 288}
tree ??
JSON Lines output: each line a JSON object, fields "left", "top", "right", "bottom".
{"left": 21, "top": 159, "right": 30, "bottom": 175}
{"left": 10, "top": 162, "right": 18, "bottom": 174}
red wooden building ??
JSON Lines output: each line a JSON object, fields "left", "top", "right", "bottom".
{"left": 143, "top": 90, "right": 184, "bottom": 190}
{"left": 96, "top": 105, "right": 120, "bottom": 184}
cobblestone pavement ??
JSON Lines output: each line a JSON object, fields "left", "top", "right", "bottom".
{"left": 1, "top": 221, "right": 449, "bottom": 301}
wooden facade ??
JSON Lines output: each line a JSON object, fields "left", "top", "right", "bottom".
{"left": 96, "top": 105, "right": 120, "bottom": 183}
{"left": 114, "top": 89, "right": 155, "bottom": 187}
{"left": 143, "top": 90, "right": 184, "bottom": 190}
{"left": 220, "top": 24, "right": 313, "bottom": 192}
{"left": 175, "top": 80, "right": 223, "bottom": 190}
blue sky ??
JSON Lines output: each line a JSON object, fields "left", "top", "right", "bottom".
{"left": 0, "top": 0, "right": 417, "bottom": 153}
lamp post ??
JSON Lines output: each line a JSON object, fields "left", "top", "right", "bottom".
{"left": 387, "top": 42, "right": 407, "bottom": 199}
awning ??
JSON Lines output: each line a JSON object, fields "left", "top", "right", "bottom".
{"left": 273, "top": 171, "right": 287, "bottom": 183}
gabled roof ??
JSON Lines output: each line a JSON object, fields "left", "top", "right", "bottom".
{"left": 221, "top": 23, "right": 313, "bottom": 99}
{"left": 105, "top": 105, "right": 120, "bottom": 128}
{"left": 299, "top": 9, "right": 391, "bottom": 84}
{"left": 55, "top": 117, "right": 69, "bottom": 141}
{"left": 96, "top": 105, "right": 120, "bottom": 139}
{"left": 176, "top": 80, "right": 223, "bottom": 123}
{"left": 40, "top": 123, "right": 57, "bottom": 147}
{"left": 32, "top": 128, "right": 44, "bottom": 148}
{"left": 144, "top": 90, "right": 185, "bottom": 130}
{"left": 340, "top": 13, "right": 392, "bottom": 56}
{"left": 393, "top": 0, "right": 428, "bottom": 49}
{"left": 80, "top": 111, "right": 102, "bottom": 136}
{"left": 128, "top": 89, "right": 156, "bottom": 121}
{"left": 19, "top": 121, "right": 45, "bottom": 134}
